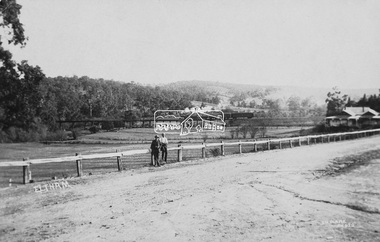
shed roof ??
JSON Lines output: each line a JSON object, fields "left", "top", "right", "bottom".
{"left": 343, "top": 107, "right": 378, "bottom": 116}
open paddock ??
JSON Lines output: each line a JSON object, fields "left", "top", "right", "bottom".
{"left": 1, "top": 128, "right": 379, "bottom": 188}
{"left": 0, "top": 142, "right": 257, "bottom": 187}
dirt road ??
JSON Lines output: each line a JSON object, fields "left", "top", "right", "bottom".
{"left": 1, "top": 136, "right": 380, "bottom": 241}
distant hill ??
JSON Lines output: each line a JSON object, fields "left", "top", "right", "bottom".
{"left": 162, "top": 80, "right": 379, "bottom": 108}
{"left": 266, "top": 85, "right": 379, "bottom": 106}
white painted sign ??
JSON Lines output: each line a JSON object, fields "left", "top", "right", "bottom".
{"left": 154, "top": 107, "right": 225, "bottom": 136}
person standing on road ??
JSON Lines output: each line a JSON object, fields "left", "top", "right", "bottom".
{"left": 160, "top": 133, "right": 168, "bottom": 163}
{"left": 150, "top": 135, "right": 161, "bottom": 167}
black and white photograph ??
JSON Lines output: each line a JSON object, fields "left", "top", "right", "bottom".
{"left": 1, "top": 0, "right": 380, "bottom": 241}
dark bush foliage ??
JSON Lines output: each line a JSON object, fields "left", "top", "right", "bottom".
{"left": 209, "top": 148, "right": 221, "bottom": 157}
{"left": 102, "top": 121, "right": 115, "bottom": 131}
{"left": 89, "top": 125, "right": 100, "bottom": 134}
{"left": 45, "top": 130, "right": 68, "bottom": 141}
{"left": 312, "top": 123, "right": 328, "bottom": 133}
{"left": 114, "top": 121, "right": 124, "bottom": 129}
{"left": 71, "top": 129, "right": 82, "bottom": 140}
{"left": 0, "top": 124, "right": 68, "bottom": 143}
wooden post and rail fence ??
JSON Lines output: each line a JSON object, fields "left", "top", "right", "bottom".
{"left": 1, "top": 128, "right": 380, "bottom": 185}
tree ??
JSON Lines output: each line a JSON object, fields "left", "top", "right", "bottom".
{"left": 357, "top": 94, "right": 368, "bottom": 107}
{"left": 1, "top": 1, "right": 46, "bottom": 131}
{"left": 39, "top": 78, "right": 59, "bottom": 130}
{"left": 211, "top": 95, "right": 220, "bottom": 105}
{"left": 249, "top": 100, "right": 256, "bottom": 108}
{"left": 230, "top": 128, "right": 236, "bottom": 139}
{"left": 238, "top": 125, "right": 249, "bottom": 139}
{"left": 287, "top": 96, "right": 301, "bottom": 116}
{"left": 262, "top": 98, "right": 282, "bottom": 117}
{"left": 353, "top": 92, "right": 380, "bottom": 112}
{"left": 346, "top": 96, "right": 356, "bottom": 107}
{"left": 0, "top": 0, "right": 26, "bottom": 47}
{"left": 1, "top": 0, "right": 26, "bottom": 69}
{"left": 325, "top": 87, "right": 347, "bottom": 116}
{"left": 247, "top": 123, "right": 259, "bottom": 139}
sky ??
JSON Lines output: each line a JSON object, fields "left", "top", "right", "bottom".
{"left": 5, "top": 0, "right": 380, "bottom": 89}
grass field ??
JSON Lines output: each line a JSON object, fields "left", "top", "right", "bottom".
{"left": 0, "top": 126, "right": 309, "bottom": 187}
{"left": 80, "top": 126, "right": 310, "bottom": 142}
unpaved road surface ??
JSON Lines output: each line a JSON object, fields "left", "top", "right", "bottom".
{"left": 1, "top": 136, "right": 380, "bottom": 241}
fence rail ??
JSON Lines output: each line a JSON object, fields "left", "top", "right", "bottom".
{"left": 2, "top": 128, "right": 380, "bottom": 184}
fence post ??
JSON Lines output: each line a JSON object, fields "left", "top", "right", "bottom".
{"left": 339, "top": 135, "right": 342, "bottom": 141}
{"left": 298, "top": 138, "right": 301, "bottom": 146}
{"left": 328, "top": 135, "right": 330, "bottom": 143}
{"left": 253, "top": 140, "right": 257, "bottom": 152}
{"left": 314, "top": 137, "right": 317, "bottom": 144}
{"left": 238, "top": 140, "right": 242, "bottom": 154}
{"left": 307, "top": 137, "right": 310, "bottom": 145}
{"left": 177, "top": 144, "right": 182, "bottom": 162}
{"left": 22, "top": 157, "right": 31, "bottom": 184}
{"left": 279, "top": 141, "right": 282, "bottom": 149}
{"left": 221, "top": 141, "right": 225, "bottom": 156}
{"left": 289, "top": 139, "right": 293, "bottom": 148}
{"left": 267, "top": 139, "right": 270, "bottom": 150}
{"left": 321, "top": 136, "right": 324, "bottom": 143}
{"left": 76, "top": 153, "right": 82, "bottom": 177}
{"left": 202, "top": 143, "right": 206, "bottom": 158}
{"left": 116, "top": 149, "right": 123, "bottom": 171}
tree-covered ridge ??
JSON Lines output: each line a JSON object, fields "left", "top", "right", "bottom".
{"left": 37, "top": 76, "right": 197, "bottom": 130}
{"left": 162, "top": 80, "right": 222, "bottom": 105}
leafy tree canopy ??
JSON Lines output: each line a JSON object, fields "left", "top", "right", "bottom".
{"left": 1, "top": 0, "right": 45, "bottom": 131}
{"left": 0, "top": 0, "right": 26, "bottom": 45}
{"left": 325, "top": 86, "right": 348, "bottom": 116}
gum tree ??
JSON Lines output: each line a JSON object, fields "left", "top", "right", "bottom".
{"left": 325, "top": 87, "right": 348, "bottom": 116}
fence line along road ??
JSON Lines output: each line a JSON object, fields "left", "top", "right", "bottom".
{"left": 1, "top": 128, "right": 380, "bottom": 185}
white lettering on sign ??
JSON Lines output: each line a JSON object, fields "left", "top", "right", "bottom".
{"left": 155, "top": 122, "right": 181, "bottom": 132}
{"left": 33, "top": 180, "right": 72, "bottom": 193}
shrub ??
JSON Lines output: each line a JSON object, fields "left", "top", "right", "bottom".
{"left": 89, "top": 125, "right": 100, "bottom": 134}
{"left": 300, "top": 128, "right": 312, "bottom": 136}
{"left": 114, "top": 121, "right": 124, "bottom": 129}
{"left": 71, "top": 129, "right": 82, "bottom": 140}
{"left": 239, "top": 125, "right": 249, "bottom": 139}
{"left": 6, "top": 127, "right": 18, "bottom": 141}
{"left": 209, "top": 148, "right": 221, "bottom": 157}
{"left": 102, "top": 121, "right": 114, "bottom": 131}
{"left": 17, "top": 129, "right": 31, "bottom": 142}
{"left": 45, "top": 130, "right": 68, "bottom": 141}
{"left": 230, "top": 129, "right": 235, "bottom": 139}
{"left": 259, "top": 126, "right": 267, "bottom": 137}
{"left": 0, "top": 130, "right": 12, "bottom": 143}
{"left": 361, "top": 124, "right": 376, "bottom": 130}
{"left": 313, "top": 123, "right": 328, "bottom": 133}
{"left": 1, "top": 124, "right": 48, "bottom": 142}
{"left": 248, "top": 125, "right": 259, "bottom": 139}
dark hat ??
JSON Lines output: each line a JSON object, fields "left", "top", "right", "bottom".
{"left": 154, "top": 135, "right": 159, "bottom": 138}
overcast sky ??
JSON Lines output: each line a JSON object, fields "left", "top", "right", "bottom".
{"left": 7, "top": 0, "right": 380, "bottom": 88}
